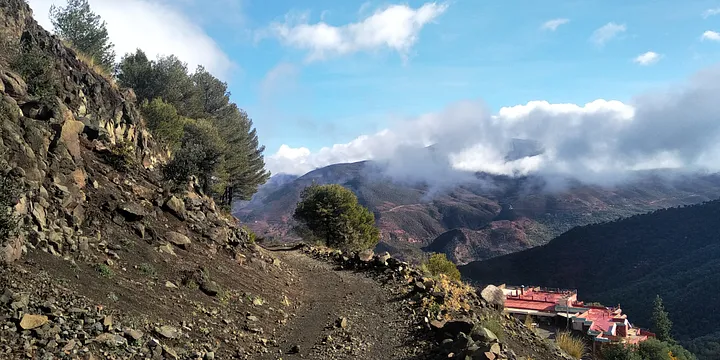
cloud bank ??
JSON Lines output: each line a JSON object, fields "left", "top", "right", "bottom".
{"left": 266, "top": 2, "right": 448, "bottom": 61}
{"left": 267, "top": 65, "right": 720, "bottom": 187}
{"left": 27, "top": 0, "right": 233, "bottom": 78}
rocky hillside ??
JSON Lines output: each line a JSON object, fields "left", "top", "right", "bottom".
{"left": 0, "top": 1, "right": 575, "bottom": 359}
{"left": 237, "top": 161, "right": 720, "bottom": 264}
{"left": 459, "top": 199, "right": 720, "bottom": 360}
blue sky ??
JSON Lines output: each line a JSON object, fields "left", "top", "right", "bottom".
{"left": 210, "top": 0, "right": 720, "bottom": 154}
{"left": 27, "top": 0, "right": 720, "bottom": 177}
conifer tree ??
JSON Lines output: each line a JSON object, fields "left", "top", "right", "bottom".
{"left": 50, "top": 0, "right": 115, "bottom": 70}
{"left": 652, "top": 295, "right": 673, "bottom": 342}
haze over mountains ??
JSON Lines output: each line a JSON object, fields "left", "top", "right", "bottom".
{"left": 236, "top": 158, "right": 720, "bottom": 264}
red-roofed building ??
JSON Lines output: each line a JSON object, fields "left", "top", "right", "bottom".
{"left": 499, "top": 285, "right": 654, "bottom": 352}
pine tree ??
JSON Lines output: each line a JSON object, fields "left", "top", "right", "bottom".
{"left": 652, "top": 295, "right": 673, "bottom": 342}
{"left": 293, "top": 184, "right": 380, "bottom": 251}
{"left": 49, "top": 0, "right": 115, "bottom": 71}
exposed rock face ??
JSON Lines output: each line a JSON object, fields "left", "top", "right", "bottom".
{"left": 0, "top": 0, "right": 251, "bottom": 267}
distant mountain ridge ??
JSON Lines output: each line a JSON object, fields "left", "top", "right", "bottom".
{"left": 235, "top": 160, "right": 720, "bottom": 263}
{"left": 458, "top": 199, "right": 720, "bottom": 360}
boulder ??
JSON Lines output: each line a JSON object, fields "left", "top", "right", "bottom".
{"left": 0, "top": 71, "right": 27, "bottom": 98}
{"left": 357, "top": 249, "right": 374, "bottom": 262}
{"left": 156, "top": 325, "right": 180, "bottom": 339}
{"left": 94, "top": 333, "right": 127, "bottom": 347}
{"left": 0, "top": 235, "right": 23, "bottom": 264}
{"left": 117, "top": 202, "right": 147, "bottom": 221}
{"left": 166, "top": 231, "right": 191, "bottom": 249}
{"left": 19, "top": 314, "right": 49, "bottom": 329}
{"left": 200, "top": 280, "right": 220, "bottom": 297}
{"left": 163, "top": 196, "right": 186, "bottom": 220}
{"left": 471, "top": 326, "right": 499, "bottom": 343}
{"left": 480, "top": 285, "right": 505, "bottom": 309}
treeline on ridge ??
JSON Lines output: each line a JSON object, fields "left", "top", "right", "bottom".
{"left": 46, "top": 0, "right": 269, "bottom": 206}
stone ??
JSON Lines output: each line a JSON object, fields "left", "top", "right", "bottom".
{"left": 289, "top": 345, "right": 300, "bottom": 354}
{"left": 337, "top": 317, "right": 348, "bottom": 329}
{"left": 0, "top": 235, "right": 23, "bottom": 264}
{"left": 132, "top": 223, "right": 146, "bottom": 238}
{"left": 0, "top": 71, "right": 27, "bottom": 98}
{"left": 156, "top": 325, "right": 180, "bottom": 339}
{"left": 60, "top": 114, "right": 86, "bottom": 160}
{"left": 158, "top": 243, "right": 176, "bottom": 256}
{"left": 165, "top": 281, "right": 178, "bottom": 289}
{"left": 204, "top": 352, "right": 215, "bottom": 360}
{"left": 208, "top": 227, "right": 228, "bottom": 244}
{"left": 200, "top": 280, "right": 220, "bottom": 297}
{"left": 103, "top": 315, "right": 113, "bottom": 328}
{"left": 480, "top": 285, "right": 505, "bottom": 309}
{"left": 376, "top": 251, "right": 391, "bottom": 265}
{"left": 163, "top": 345, "right": 179, "bottom": 359}
{"left": 19, "top": 314, "right": 49, "bottom": 329}
{"left": 123, "top": 328, "right": 144, "bottom": 341}
{"left": 430, "top": 319, "right": 446, "bottom": 331}
{"left": 93, "top": 333, "right": 127, "bottom": 347}
{"left": 163, "top": 196, "right": 186, "bottom": 220}
{"left": 358, "top": 249, "right": 374, "bottom": 262}
{"left": 471, "top": 327, "right": 499, "bottom": 344}
{"left": 117, "top": 202, "right": 147, "bottom": 221}
{"left": 489, "top": 343, "right": 501, "bottom": 354}
{"left": 166, "top": 231, "right": 191, "bottom": 249}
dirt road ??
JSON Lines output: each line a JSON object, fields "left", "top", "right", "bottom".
{"left": 259, "top": 250, "right": 431, "bottom": 360}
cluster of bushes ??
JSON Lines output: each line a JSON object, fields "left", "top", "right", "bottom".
{"left": 39, "top": 0, "right": 270, "bottom": 205}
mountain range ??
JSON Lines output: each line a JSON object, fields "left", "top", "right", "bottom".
{"left": 235, "top": 161, "right": 720, "bottom": 264}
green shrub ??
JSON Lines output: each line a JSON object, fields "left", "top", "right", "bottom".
{"left": 138, "top": 263, "right": 156, "bottom": 277}
{"left": 139, "top": 98, "right": 186, "bottom": 149}
{"left": 475, "top": 314, "right": 505, "bottom": 341}
{"left": 10, "top": 43, "right": 59, "bottom": 99}
{"left": 421, "top": 253, "right": 461, "bottom": 281}
{"left": 95, "top": 263, "right": 114, "bottom": 277}
{"left": 293, "top": 184, "right": 380, "bottom": 251}
{"left": 106, "top": 140, "right": 135, "bottom": 170}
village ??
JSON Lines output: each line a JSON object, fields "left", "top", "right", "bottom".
{"left": 499, "top": 285, "right": 656, "bottom": 354}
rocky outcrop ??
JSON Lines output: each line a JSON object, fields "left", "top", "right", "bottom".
{"left": 0, "top": 0, "right": 256, "bottom": 266}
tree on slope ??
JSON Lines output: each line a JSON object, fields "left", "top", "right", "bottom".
{"left": 50, "top": 0, "right": 115, "bottom": 71}
{"left": 652, "top": 295, "right": 673, "bottom": 342}
{"left": 293, "top": 184, "right": 380, "bottom": 251}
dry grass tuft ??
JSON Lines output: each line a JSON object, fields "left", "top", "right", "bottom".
{"left": 556, "top": 331, "right": 586, "bottom": 359}
{"left": 62, "top": 40, "right": 117, "bottom": 88}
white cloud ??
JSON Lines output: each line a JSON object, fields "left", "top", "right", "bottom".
{"left": 703, "top": 8, "right": 720, "bottom": 18}
{"left": 266, "top": 2, "right": 448, "bottom": 61}
{"left": 267, "top": 65, "right": 720, "bottom": 188}
{"left": 633, "top": 51, "right": 661, "bottom": 65}
{"left": 26, "top": 0, "right": 234, "bottom": 79}
{"left": 702, "top": 30, "right": 720, "bottom": 41}
{"left": 541, "top": 18, "right": 569, "bottom": 31}
{"left": 590, "top": 22, "right": 626, "bottom": 46}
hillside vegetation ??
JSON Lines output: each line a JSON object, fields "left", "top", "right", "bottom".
{"left": 237, "top": 160, "right": 720, "bottom": 264}
{"left": 459, "top": 199, "right": 720, "bottom": 359}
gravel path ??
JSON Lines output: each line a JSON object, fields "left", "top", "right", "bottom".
{"left": 259, "top": 250, "right": 430, "bottom": 360}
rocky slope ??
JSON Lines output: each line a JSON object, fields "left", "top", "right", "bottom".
{"left": 237, "top": 161, "right": 720, "bottom": 264}
{"left": 0, "top": 1, "right": 574, "bottom": 359}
